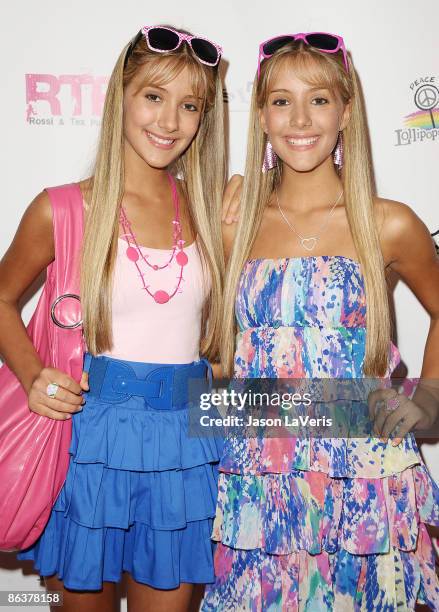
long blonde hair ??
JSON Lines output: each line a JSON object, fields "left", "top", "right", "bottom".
{"left": 221, "top": 42, "right": 390, "bottom": 376}
{"left": 81, "top": 30, "right": 226, "bottom": 360}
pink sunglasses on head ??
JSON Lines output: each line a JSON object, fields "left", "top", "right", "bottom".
{"left": 257, "top": 32, "right": 349, "bottom": 78}
{"left": 125, "top": 26, "right": 223, "bottom": 68}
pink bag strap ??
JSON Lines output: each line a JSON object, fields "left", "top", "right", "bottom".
{"left": 45, "top": 183, "right": 84, "bottom": 293}
{"left": 44, "top": 183, "right": 85, "bottom": 374}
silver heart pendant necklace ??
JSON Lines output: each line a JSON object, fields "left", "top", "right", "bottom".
{"left": 275, "top": 188, "right": 343, "bottom": 251}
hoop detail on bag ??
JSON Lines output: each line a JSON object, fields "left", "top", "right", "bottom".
{"left": 50, "top": 294, "right": 82, "bottom": 329}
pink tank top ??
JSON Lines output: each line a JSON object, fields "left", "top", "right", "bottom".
{"left": 102, "top": 238, "right": 210, "bottom": 364}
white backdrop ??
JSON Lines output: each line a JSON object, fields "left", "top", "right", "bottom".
{"left": 1, "top": 0, "right": 438, "bottom": 608}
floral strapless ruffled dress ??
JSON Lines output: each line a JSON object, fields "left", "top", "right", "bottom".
{"left": 203, "top": 256, "right": 439, "bottom": 611}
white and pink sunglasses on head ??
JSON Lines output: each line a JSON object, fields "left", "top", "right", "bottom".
{"left": 125, "top": 26, "right": 223, "bottom": 68}
{"left": 257, "top": 32, "right": 349, "bottom": 78}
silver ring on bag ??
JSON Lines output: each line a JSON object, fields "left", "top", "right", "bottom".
{"left": 50, "top": 294, "right": 82, "bottom": 329}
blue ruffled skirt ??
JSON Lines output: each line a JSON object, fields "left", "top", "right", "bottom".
{"left": 18, "top": 354, "right": 222, "bottom": 591}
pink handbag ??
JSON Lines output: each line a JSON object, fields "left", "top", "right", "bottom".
{"left": 0, "top": 184, "right": 84, "bottom": 551}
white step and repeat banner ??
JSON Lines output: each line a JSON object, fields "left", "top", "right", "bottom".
{"left": 1, "top": 0, "right": 438, "bottom": 609}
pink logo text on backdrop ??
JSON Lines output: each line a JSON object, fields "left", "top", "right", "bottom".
{"left": 25, "top": 74, "right": 109, "bottom": 125}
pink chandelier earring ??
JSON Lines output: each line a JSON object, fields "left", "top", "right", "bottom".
{"left": 262, "top": 138, "right": 278, "bottom": 173}
{"left": 333, "top": 130, "right": 344, "bottom": 172}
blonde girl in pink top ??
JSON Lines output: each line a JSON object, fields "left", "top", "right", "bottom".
{"left": 0, "top": 25, "right": 225, "bottom": 611}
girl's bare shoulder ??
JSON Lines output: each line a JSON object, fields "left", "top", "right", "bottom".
{"left": 374, "top": 196, "right": 435, "bottom": 267}
{"left": 21, "top": 189, "right": 53, "bottom": 231}
{"left": 374, "top": 197, "right": 425, "bottom": 239}
{"left": 0, "top": 190, "right": 55, "bottom": 301}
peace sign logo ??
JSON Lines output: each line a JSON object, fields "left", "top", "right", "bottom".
{"left": 414, "top": 84, "right": 439, "bottom": 128}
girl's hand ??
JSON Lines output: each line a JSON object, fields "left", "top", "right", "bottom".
{"left": 368, "top": 387, "right": 435, "bottom": 446}
{"left": 28, "top": 367, "right": 88, "bottom": 420}
{"left": 222, "top": 175, "right": 243, "bottom": 224}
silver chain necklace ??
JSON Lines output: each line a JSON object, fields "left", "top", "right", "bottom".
{"left": 275, "top": 188, "right": 343, "bottom": 251}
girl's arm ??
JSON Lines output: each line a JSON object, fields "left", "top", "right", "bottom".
{"left": 0, "top": 191, "right": 84, "bottom": 418}
{"left": 371, "top": 199, "right": 439, "bottom": 442}
{"left": 382, "top": 199, "right": 439, "bottom": 382}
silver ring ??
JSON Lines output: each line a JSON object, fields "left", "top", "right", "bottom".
{"left": 50, "top": 294, "right": 82, "bottom": 329}
{"left": 46, "top": 382, "right": 59, "bottom": 399}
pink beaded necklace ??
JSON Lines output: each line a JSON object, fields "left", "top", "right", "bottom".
{"left": 119, "top": 173, "right": 188, "bottom": 304}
